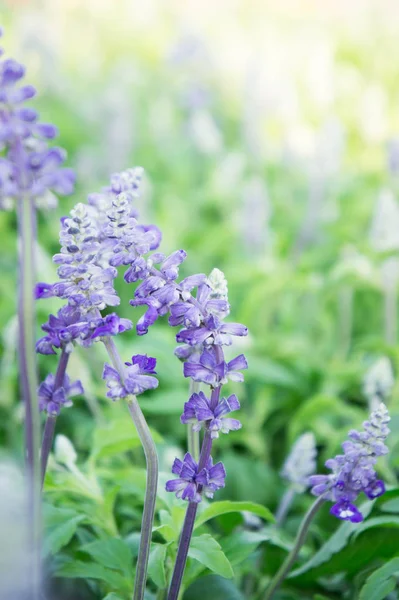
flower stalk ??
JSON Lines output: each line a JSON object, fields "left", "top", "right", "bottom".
{"left": 187, "top": 380, "right": 200, "bottom": 460}
{"left": 264, "top": 496, "right": 326, "bottom": 600}
{"left": 167, "top": 429, "right": 214, "bottom": 600}
{"left": 103, "top": 337, "right": 158, "bottom": 600}
{"left": 17, "top": 192, "right": 41, "bottom": 600}
{"left": 40, "top": 349, "right": 70, "bottom": 485}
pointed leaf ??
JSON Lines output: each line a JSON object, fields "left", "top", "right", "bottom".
{"left": 188, "top": 534, "right": 234, "bottom": 579}
{"left": 195, "top": 501, "right": 274, "bottom": 529}
{"left": 81, "top": 538, "right": 133, "bottom": 578}
{"left": 359, "top": 557, "right": 399, "bottom": 600}
{"left": 148, "top": 544, "right": 167, "bottom": 588}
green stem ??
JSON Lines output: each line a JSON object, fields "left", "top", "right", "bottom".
{"left": 103, "top": 337, "right": 158, "bottom": 600}
{"left": 187, "top": 380, "right": 200, "bottom": 461}
{"left": 17, "top": 193, "right": 41, "bottom": 600}
{"left": 264, "top": 496, "right": 325, "bottom": 600}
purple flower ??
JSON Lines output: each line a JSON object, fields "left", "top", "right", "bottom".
{"left": 102, "top": 354, "right": 158, "bottom": 399}
{"left": 0, "top": 42, "right": 75, "bottom": 211}
{"left": 181, "top": 391, "right": 241, "bottom": 438}
{"left": 165, "top": 452, "right": 226, "bottom": 502}
{"left": 176, "top": 314, "right": 247, "bottom": 347}
{"left": 309, "top": 403, "right": 390, "bottom": 522}
{"left": 89, "top": 313, "right": 132, "bottom": 340}
{"left": 36, "top": 307, "right": 131, "bottom": 354}
{"left": 183, "top": 347, "right": 248, "bottom": 387}
{"left": 38, "top": 373, "right": 84, "bottom": 415}
{"left": 36, "top": 306, "right": 90, "bottom": 354}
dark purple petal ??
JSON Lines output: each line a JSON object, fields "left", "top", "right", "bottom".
{"left": 364, "top": 479, "right": 385, "bottom": 499}
{"left": 330, "top": 501, "right": 363, "bottom": 522}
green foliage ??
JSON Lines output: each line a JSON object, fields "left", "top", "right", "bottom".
{"left": 187, "top": 534, "right": 234, "bottom": 579}
{"left": 184, "top": 575, "right": 245, "bottom": 600}
{"left": 359, "top": 557, "right": 399, "bottom": 600}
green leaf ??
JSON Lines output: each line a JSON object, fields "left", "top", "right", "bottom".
{"left": 195, "top": 500, "right": 274, "bottom": 529}
{"left": 43, "top": 504, "right": 85, "bottom": 556}
{"left": 188, "top": 534, "right": 234, "bottom": 579}
{"left": 91, "top": 418, "right": 162, "bottom": 459}
{"left": 380, "top": 497, "right": 399, "bottom": 513}
{"left": 81, "top": 538, "right": 133, "bottom": 578}
{"left": 56, "top": 560, "right": 129, "bottom": 591}
{"left": 148, "top": 544, "right": 167, "bottom": 588}
{"left": 289, "top": 500, "right": 374, "bottom": 578}
{"left": 102, "top": 595, "right": 124, "bottom": 600}
{"left": 353, "top": 516, "right": 399, "bottom": 538}
{"left": 291, "top": 526, "right": 399, "bottom": 582}
{"left": 359, "top": 557, "right": 399, "bottom": 600}
{"left": 153, "top": 506, "right": 186, "bottom": 542}
{"left": 222, "top": 528, "right": 293, "bottom": 565}
{"left": 184, "top": 574, "right": 245, "bottom": 600}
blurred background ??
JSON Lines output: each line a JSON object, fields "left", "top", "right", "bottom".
{"left": 1, "top": 0, "right": 399, "bottom": 595}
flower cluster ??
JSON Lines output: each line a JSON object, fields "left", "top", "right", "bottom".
{"left": 35, "top": 167, "right": 157, "bottom": 415}
{"left": 35, "top": 167, "right": 153, "bottom": 358}
{"left": 309, "top": 403, "right": 390, "bottom": 522}
{"left": 181, "top": 391, "right": 241, "bottom": 439}
{"left": 0, "top": 33, "right": 75, "bottom": 210}
{"left": 38, "top": 373, "right": 83, "bottom": 415}
{"left": 165, "top": 453, "right": 226, "bottom": 503}
{"left": 281, "top": 432, "right": 317, "bottom": 493}
{"left": 102, "top": 354, "right": 158, "bottom": 399}
{"left": 36, "top": 308, "right": 132, "bottom": 355}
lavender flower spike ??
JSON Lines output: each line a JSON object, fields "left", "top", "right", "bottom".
{"left": 309, "top": 403, "right": 390, "bottom": 522}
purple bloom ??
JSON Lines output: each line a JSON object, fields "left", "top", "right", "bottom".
{"left": 181, "top": 391, "right": 241, "bottom": 439}
{"left": 89, "top": 313, "right": 132, "bottom": 340}
{"left": 36, "top": 306, "right": 90, "bottom": 354}
{"left": 165, "top": 452, "right": 226, "bottom": 503}
{"left": 38, "top": 373, "right": 84, "bottom": 415}
{"left": 176, "top": 314, "right": 247, "bottom": 347}
{"left": 102, "top": 354, "right": 158, "bottom": 399}
{"left": 0, "top": 43, "right": 75, "bottom": 211}
{"left": 183, "top": 347, "right": 248, "bottom": 387}
{"left": 36, "top": 306, "right": 131, "bottom": 354}
{"left": 309, "top": 403, "right": 390, "bottom": 522}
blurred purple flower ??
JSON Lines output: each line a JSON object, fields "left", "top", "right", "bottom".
{"left": 310, "top": 403, "right": 390, "bottom": 522}
{"left": 38, "top": 373, "right": 83, "bottom": 415}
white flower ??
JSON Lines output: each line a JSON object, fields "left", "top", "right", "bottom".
{"left": 281, "top": 432, "right": 317, "bottom": 492}
{"left": 54, "top": 434, "right": 77, "bottom": 467}
{"left": 363, "top": 357, "right": 394, "bottom": 405}
{"left": 208, "top": 268, "right": 228, "bottom": 300}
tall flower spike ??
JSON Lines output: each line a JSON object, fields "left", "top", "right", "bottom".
{"left": 0, "top": 41, "right": 75, "bottom": 211}
{"left": 309, "top": 403, "right": 390, "bottom": 522}
{"left": 281, "top": 432, "right": 317, "bottom": 493}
